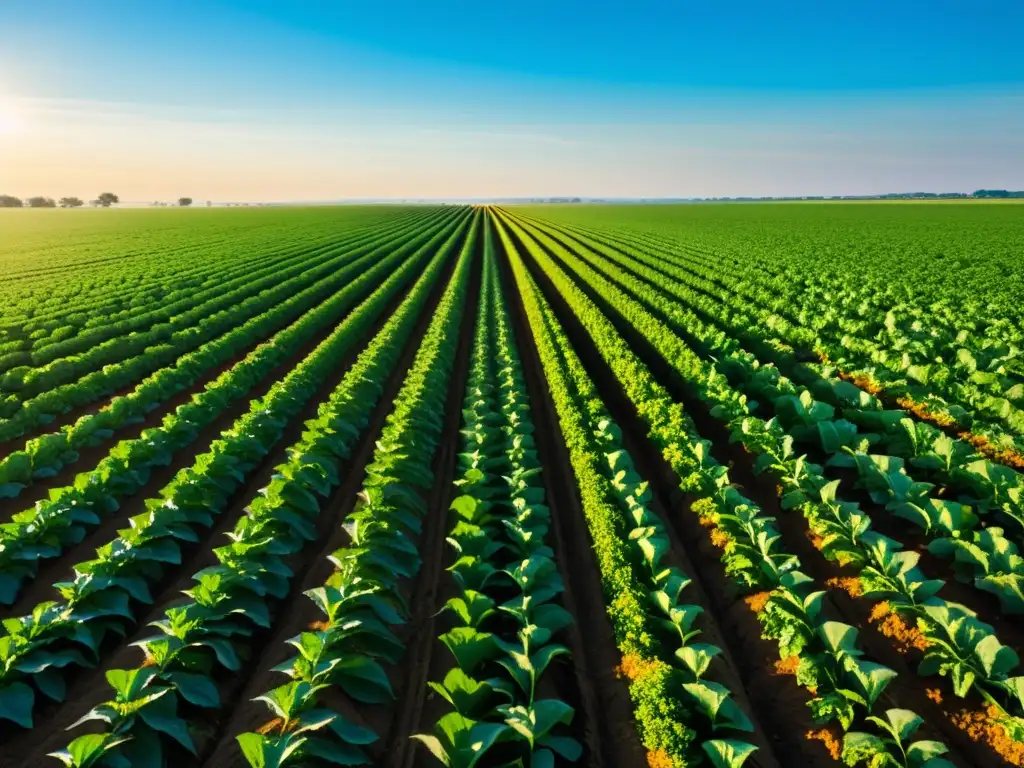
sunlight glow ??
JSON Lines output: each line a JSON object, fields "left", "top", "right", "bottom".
{"left": 0, "top": 97, "right": 23, "bottom": 133}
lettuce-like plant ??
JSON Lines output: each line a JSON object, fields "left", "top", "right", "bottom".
{"left": 411, "top": 713, "right": 509, "bottom": 768}
{"left": 841, "top": 708, "right": 955, "bottom": 767}
{"left": 498, "top": 699, "right": 581, "bottom": 762}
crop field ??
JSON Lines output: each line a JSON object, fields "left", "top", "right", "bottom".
{"left": 1, "top": 202, "right": 1024, "bottom": 768}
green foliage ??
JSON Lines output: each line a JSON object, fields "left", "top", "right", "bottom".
{"left": 236, "top": 211, "right": 480, "bottom": 767}
{"left": 39, "top": 213, "right": 475, "bottom": 762}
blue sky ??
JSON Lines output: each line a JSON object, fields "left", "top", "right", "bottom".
{"left": 1, "top": 1, "right": 1022, "bottom": 200}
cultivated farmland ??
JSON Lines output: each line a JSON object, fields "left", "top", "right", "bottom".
{"left": 1, "top": 203, "right": 1023, "bottom": 768}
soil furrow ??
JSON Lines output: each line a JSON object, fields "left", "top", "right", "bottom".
{"left": 530, "top": 217, "right": 1024, "bottom": 643}
{"left": 0, "top": 212, "right": 442, "bottom": 459}
{"left": 496, "top": 226, "right": 653, "bottom": 767}
{"left": 514, "top": 224, "right": 997, "bottom": 768}
{"left": 0, "top": 278, "right": 409, "bottom": 623}
{"left": 5, "top": 344, "right": 264, "bottom": 513}
{"left": 381, "top": 238, "right": 479, "bottom": 768}
{"left": 198, "top": 226, "right": 475, "bottom": 768}
{"left": 505, "top": 220, "right": 802, "bottom": 768}
{"left": 0, "top": 257, "right": 448, "bottom": 766}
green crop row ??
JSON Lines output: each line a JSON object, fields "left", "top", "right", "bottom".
{"left": 0, "top": 210, "right": 456, "bottom": 499}
{"left": 0, "top": 211, "right": 470, "bottom": 607}
{"left": 0, "top": 209, "right": 457, "bottom": 436}
{"left": 232, "top": 211, "right": 479, "bottom": 767}
{"left": 518, "top": 214, "right": 1024, "bottom": 617}
{"left": 0, "top": 214, "right": 471, "bottom": 744}
{"left": 0, "top": 209, "right": 430, "bottom": 373}
{"left": 495, "top": 211, "right": 763, "bottom": 768}
{"left": 413, "top": 215, "right": 583, "bottom": 767}
{"left": 522, "top": 209, "right": 1024, "bottom": 459}
{"left": 498, "top": 209, "right": 965, "bottom": 767}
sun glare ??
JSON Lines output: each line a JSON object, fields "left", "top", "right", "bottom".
{"left": 0, "top": 99, "right": 22, "bottom": 133}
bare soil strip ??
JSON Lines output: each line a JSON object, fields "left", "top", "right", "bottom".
{"left": 200, "top": 230, "right": 478, "bottom": 768}
{"left": 0, "top": 277, "right": 410, "bottom": 622}
{"left": 4, "top": 311, "right": 331, "bottom": 516}
{"left": 505, "top": 222, "right": 812, "bottom": 768}
{"left": 4, "top": 235, "right": 468, "bottom": 767}
{"left": 518, "top": 225, "right": 1000, "bottom": 768}
{"left": 535, "top": 220, "right": 1024, "bottom": 642}
{"left": 377, "top": 241, "right": 480, "bottom": 768}
{"left": 496, "top": 228, "right": 650, "bottom": 768}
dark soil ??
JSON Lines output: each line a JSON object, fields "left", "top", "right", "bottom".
{"left": 4, "top": 340, "right": 274, "bottom": 516}
{"left": 2, "top": 233, "right": 466, "bottom": 767}
{"left": 0, "top": 274, "right": 416, "bottom": 623}
{"left": 500, "top": 209, "right": 996, "bottom": 768}
{"left": 0, "top": 216, "right": 438, "bottom": 464}
{"left": 197, "top": 225, "right": 478, "bottom": 768}
{"left": 502, "top": 212, "right": 819, "bottom": 768}
{"left": 488, "top": 233, "right": 646, "bottom": 767}
{"left": 532, "top": 217, "right": 1024, "bottom": 649}
{"left": 375, "top": 229, "right": 480, "bottom": 768}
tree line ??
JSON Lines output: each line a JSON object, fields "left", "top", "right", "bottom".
{"left": 0, "top": 192, "right": 119, "bottom": 208}
{"left": 0, "top": 193, "right": 197, "bottom": 208}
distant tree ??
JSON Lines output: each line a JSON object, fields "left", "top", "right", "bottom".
{"left": 97, "top": 192, "right": 120, "bottom": 207}
{"left": 977, "top": 189, "right": 1024, "bottom": 198}
{"left": 27, "top": 196, "right": 57, "bottom": 208}
{"left": 178, "top": 197, "right": 193, "bottom": 207}
{"left": 58, "top": 197, "right": 84, "bottom": 208}
{"left": 0, "top": 194, "right": 23, "bottom": 208}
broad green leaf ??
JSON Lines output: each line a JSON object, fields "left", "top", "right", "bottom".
{"left": 237, "top": 732, "right": 305, "bottom": 768}
{"left": 333, "top": 655, "right": 394, "bottom": 704}
{"left": 168, "top": 671, "right": 220, "bottom": 708}
{"left": 138, "top": 693, "right": 197, "bottom": 754}
{"left": 906, "top": 740, "right": 952, "bottom": 765}
{"left": 0, "top": 681, "right": 34, "bottom": 727}
{"left": 300, "top": 736, "right": 371, "bottom": 765}
{"left": 441, "top": 627, "right": 498, "bottom": 672}
{"left": 702, "top": 739, "right": 758, "bottom": 768}
{"left": 49, "top": 733, "right": 131, "bottom": 768}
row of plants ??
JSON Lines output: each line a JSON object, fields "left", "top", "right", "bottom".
{"left": 413, "top": 217, "right": 583, "bottom": 767}
{"left": 15, "top": 209, "right": 427, "bottom": 358}
{"left": 0, "top": 214, "right": 471, "bottom": 749}
{"left": 0, "top": 216, "right": 473, "bottom": 736}
{"left": 0, "top": 211, "right": 457, "bottom": 499}
{"left": 232, "top": 212, "right": 480, "bottom": 768}
{"left": 495, "top": 210, "right": 964, "bottom": 767}
{"left": 511, "top": 210, "right": 1024, "bottom": 762}
{"left": 495, "top": 212, "right": 762, "bottom": 768}
{"left": 546, "top": 216, "right": 1024, "bottom": 461}
{"left": 1, "top": 223, "right": 377, "bottom": 396}
{"left": 535, "top": 215, "right": 1024, "bottom": 494}
{"left": 0, "top": 234, "right": 270, "bottom": 343}
{"left": 552, "top": 210, "right": 1023, "bottom": 368}
{"left": 7, "top": 222, "right": 371, "bottom": 366}
{"left": 517, "top": 215, "right": 1024, "bottom": 616}
{"left": 0, "top": 207, "right": 422, "bottom": 362}
{"left": 0, "top": 209, "right": 456, "bottom": 431}
{"left": 2, "top": 248, "right": 219, "bottom": 362}
{"left": 0, "top": 212, "right": 470, "bottom": 607}
{"left": 516, "top": 205, "right": 1024, "bottom": 692}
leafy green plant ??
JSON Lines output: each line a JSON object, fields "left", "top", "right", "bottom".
{"left": 412, "top": 713, "right": 509, "bottom": 768}
{"left": 841, "top": 709, "right": 955, "bottom": 767}
{"left": 235, "top": 211, "right": 479, "bottom": 767}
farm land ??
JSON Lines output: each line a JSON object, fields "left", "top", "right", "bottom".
{"left": 1, "top": 201, "right": 1023, "bottom": 767}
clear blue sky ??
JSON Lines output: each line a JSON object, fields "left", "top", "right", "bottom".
{"left": 2, "top": 1, "right": 1022, "bottom": 200}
